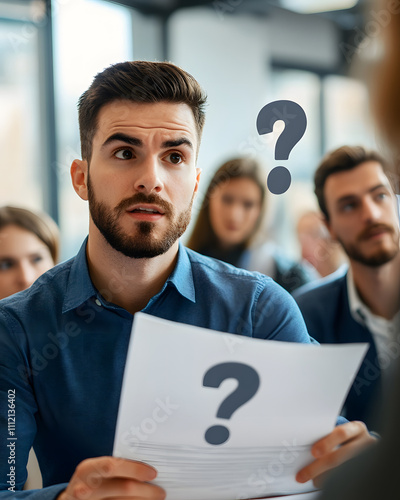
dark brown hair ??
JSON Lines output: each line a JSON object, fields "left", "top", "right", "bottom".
{"left": 0, "top": 206, "right": 60, "bottom": 263}
{"left": 314, "top": 145, "right": 389, "bottom": 220}
{"left": 78, "top": 61, "right": 207, "bottom": 162}
{"left": 186, "top": 157, "right": 266, "bottom": 251}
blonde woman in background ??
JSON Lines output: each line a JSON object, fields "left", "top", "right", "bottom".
{"left": 187, "top": 157, "right": 314, "bottom": 293}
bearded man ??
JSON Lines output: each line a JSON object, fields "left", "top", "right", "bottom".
{"left": 0, "top": 63, "right": 374, "bottom": 500}
{"left": 295, "top": 145, "right": 400, "bottom": 429}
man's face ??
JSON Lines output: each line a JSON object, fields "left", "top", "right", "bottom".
{"left": 324, "top": 161, "right": 400, "bottom": 267}
{"left": 81, "top": 100, "right": 200, "bottom": 259}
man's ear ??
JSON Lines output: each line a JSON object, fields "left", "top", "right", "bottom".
{"left": 71, "top": 159, "right": 89, "bottom": 201}
{"left": 194, "top": 168, "right": 202, "bottom": 197}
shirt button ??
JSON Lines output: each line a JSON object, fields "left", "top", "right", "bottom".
{"left": 95, "top": 299, "right": 102, "bottom": 307}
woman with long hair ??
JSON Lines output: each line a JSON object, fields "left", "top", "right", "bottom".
{"left": 187, "top": 157, "right": 313, "bottom": 293}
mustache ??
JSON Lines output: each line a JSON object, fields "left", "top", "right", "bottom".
{"left": 115, "top": 193, "right": 174, "bottom": 217}
{"left": 358, "top": 223, "right": 395, "bottom": 241}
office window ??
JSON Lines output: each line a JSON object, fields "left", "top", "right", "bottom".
{"left": 0, "top": 18, "right": 42, "bottom": 209}
{"left": 323, "top": 74, "right": 376, "bottom": 152}
{"left": 53, "top": 0, "right": 133, "bottom": 260}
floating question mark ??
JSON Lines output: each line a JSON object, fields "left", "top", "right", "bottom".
{"left": 203, "top": 362, "right": 260, "bottom": 446}
{"left": 256, "top": 100, "right": 307, "bottom": 195}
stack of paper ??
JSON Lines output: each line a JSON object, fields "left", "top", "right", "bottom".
{"left": 113, "top": 313, "right": 367, "bottom": 500}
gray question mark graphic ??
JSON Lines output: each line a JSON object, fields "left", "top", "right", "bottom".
{"left": 203, "top": 362, "right": 260, "bottom": 445}
{"left": 256, "top": 100, "right": 307, "bottom": 195}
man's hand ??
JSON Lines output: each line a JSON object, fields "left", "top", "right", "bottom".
{"left": 295, "top": 421, "right": 378, "bottom": 488}
{"left": 58, "top": 456, "right": 166, "bottom": 500}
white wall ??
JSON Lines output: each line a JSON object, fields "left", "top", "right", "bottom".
{"left": 169, "top": 7, "right": 340, "bottom": 181}
{"left": 167, "top": 6, "right": 340, "bottom": 244}
{"left": 169, "top": 7, "right": 273, "bottom": 201}
{"left": 266, "top": 7, "right": 340, "bottom": 68}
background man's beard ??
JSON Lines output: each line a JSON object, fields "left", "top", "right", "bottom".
{"left": 339, "top": 237, "right": 400, "bottom": 267}
{"left": 87, "top": 181, "right": 193, "bottom": 259}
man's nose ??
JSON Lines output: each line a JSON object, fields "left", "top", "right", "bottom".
{"left": 361, "top": 197, "right": 382, "bottom": 222}
{"left": 133, "top": 157, "right": 164, "bottom": 194}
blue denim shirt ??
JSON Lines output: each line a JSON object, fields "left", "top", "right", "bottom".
{"left": 0, "top": 239, "right": 313, "bottom": 500}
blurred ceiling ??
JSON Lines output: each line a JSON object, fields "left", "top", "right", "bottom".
{"left": 3, "top": 1, "right": 368, "bottom": 31}
{"left": 108, "top": 0, "right": 367, "bottom": 29}
{"left": 2, "top": 0, "right": 370, "bottom": 70}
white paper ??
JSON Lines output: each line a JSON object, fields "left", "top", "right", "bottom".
{"left": 262, "top": 492, "right": 321, "bottom": 500}
{"left": 113, "top": 313, "right": 367, "bottom": 500}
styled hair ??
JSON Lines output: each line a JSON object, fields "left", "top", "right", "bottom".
{"left": 314, "top": 145, "right": 389, "bottom": 220}
{"left": 78, "top": 60, "right": 207, "bottom": 162}
{"left": 0, "top": 206, "right": 60, "bottom": 263}
{"left": 187, "top": 157, "right": 266, "bottom": 252}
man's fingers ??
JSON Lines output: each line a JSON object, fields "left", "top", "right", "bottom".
{"left": 75, "top": 457, "right": 157, "bottom": 483}
{"left": 310, "top": 421, "right": 367, "bottom": 458}
{"left": 63, "top": 457, "right": 162, "bottom": 500}
{"left": 296, "top": 421, "right": 377, "bottom": 485}
{"left": 75, "top": 479, "right": 166, "bottom": 500}
{"left": 296, "top": 436, "right": 363, "bottom": 484}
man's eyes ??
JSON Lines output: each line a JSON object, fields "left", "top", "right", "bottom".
{"left": 114, "top": 148, "right": 134, "bottom": 160}
{"left": 341, "top": 203, "right": 356, "bottom": 212}
{"left": 165, "top": 152, "right": 183, "bottom": 164}
{"left": 113, "top": 149, "right": 184, "bottom": 164}
{"left": 340, "top": 193, "right": 388, "bottom": 212}
{"left": 376, "top": 192, "right": 388, "bottom": 201}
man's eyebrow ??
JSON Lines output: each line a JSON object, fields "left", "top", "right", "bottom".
{"left": 161, "top": 138, "right": 194, "bottom": 150}
{"left": 101, "top": 133, "right": 143, "bottom": 149}
{"left": 336, "top": 184, "right": 390, "bottom": 204}
{"left": 336, "top": 194, "right": 357, "bottom": 205}
{"left": 369, "top": 183, "right": 390, "bottom": 193}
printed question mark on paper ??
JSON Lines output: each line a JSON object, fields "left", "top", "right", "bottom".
{"left": 202, "top": 362, "right": 260, "bottom": 446}
{"left": 256, "top": 100, "right": 307, "bottom": 195}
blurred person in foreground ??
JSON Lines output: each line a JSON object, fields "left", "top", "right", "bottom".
{"left": 187, "top": 157, "right": 314, "bottom": 293}
{"left": 319, "top": 1, "right": 400, "bottom": 498}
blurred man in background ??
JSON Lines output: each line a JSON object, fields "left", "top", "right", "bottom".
{"left": 294, "top": 145, "right": 400, "bottom": 429}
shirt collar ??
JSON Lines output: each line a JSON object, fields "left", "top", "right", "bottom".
{"left": 346, "top": 266, "right": 367, "bottom": 324}
{"left": 346, "top": 266, "right": 400, "bottom": 329}
{"left": 63, "top": 237, "right": 98, "bottom": 313}
{"left": 62, "top": 238, "right": 196, "bottom": 313}
{"left": 164, "top": 242, "right": 196, "bottom": 303}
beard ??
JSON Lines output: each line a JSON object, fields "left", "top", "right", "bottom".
{"left": 337, "top": 224, "right": 400, "bottom": 267}
{"left": 87, "top": 174, "right": 193, "bottom": 259}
